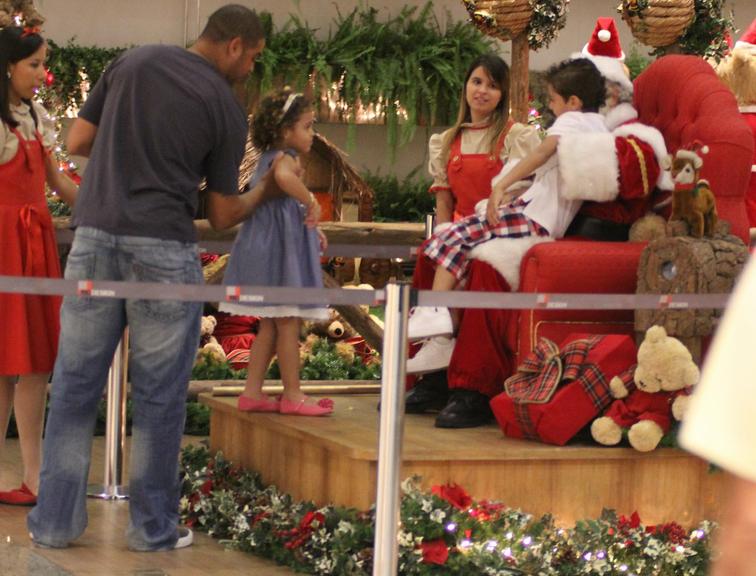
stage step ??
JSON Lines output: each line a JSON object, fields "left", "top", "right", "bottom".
{"left": 201, "top": 394, "right": 727, "bottom": 526}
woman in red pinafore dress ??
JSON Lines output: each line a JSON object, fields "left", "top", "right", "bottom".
{"left": 0, "top": 24, "right": 78, "bottom": 506}
{"left": 406, "top": 54, "right": 539, "bottom": 418}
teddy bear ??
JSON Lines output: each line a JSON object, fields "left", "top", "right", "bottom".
{"left": 196, "top": 315, "right": 227, "bottom": 364}
{"left": 306, "top": 308, "right": 357, "bottom": 340}
{"left": 590, "top": 325, "right": 699, "bottom": 452}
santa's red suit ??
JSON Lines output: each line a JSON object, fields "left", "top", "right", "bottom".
{"left": 741, "top": 105, "right": 756, "bottom": 227}
{"left": 441, "top": 102, "right": 671, "bottom": 401}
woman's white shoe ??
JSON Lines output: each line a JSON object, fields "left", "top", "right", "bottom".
{"left": 407, "top": 306, "right": 453, "bottom": 341}
{"left": 407, "top": 336, "right": 455, "bottom": 374}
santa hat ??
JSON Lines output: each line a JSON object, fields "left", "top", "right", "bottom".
{"left": 675, "top": 140, "right": 709, "bottom": 170}
{"left": 734, "top": 18, "right": 756, "bottom": 55}
{"left": 582, "top": 17, "right": 625, "bottom": 61}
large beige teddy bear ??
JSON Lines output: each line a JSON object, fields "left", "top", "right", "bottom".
{"left": 591, "top": 325, "right": 699, "bottom": 452}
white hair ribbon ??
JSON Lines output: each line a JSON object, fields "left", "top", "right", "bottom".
{"left": 282, "top": 92, "right": 302, "bottom": 116}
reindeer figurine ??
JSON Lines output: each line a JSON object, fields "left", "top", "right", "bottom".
{"left": 664, "top": 142, "right": 718, "bottom": 238}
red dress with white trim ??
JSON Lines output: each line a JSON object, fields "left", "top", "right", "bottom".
{"left": 0, "top": 123, "right": 61, "bottom": 375}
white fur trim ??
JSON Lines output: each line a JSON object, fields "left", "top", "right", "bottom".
{"left": 603, "top": 103, "right": 638, "bottom": 130}
{"left": 469, "top": 236, "right": 553, "bottom": 291}
{"left": 612, "top": 121, "right": 673, "bottom": 189}
{"left": 558, "top": 133, "right": 620, "bottom": 202}
{"left": 740, "top": 105, "right": 756, "bottom": 113}
{"left": 734, "top": 41, "right": 756, "bottom": 55}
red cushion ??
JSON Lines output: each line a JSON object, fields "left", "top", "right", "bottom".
{"left": 634, "top": 55, "right": 753, "bottom": 242}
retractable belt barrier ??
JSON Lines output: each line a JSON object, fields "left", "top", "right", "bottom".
{"left": 0, "top": 274, "right": 732, "bottom": 310}
{"left": 6, "top": 271, "right": 731, "bottom": 576}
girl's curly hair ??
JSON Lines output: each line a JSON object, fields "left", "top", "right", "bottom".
{"left": 252, "top": 88, "right": 312, "bottom": 150}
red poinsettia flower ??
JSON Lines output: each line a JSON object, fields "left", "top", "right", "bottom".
{"left": 420, "top": 539, "right": 449, "bottom": 565}
{"left": 431, "top": 483, "right": 472, "bottom": 510}
{"left": 618, "top": 511, "right": 641, "bottom": 532}
{"left": 200, "top": 479, "right": 214, "bottom": 495}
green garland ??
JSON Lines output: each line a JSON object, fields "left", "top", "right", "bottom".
{"left": 623, "top": 0, "right": 735, "bottom": 62}
{"left": 462, "top": 0, "right": 569, "bottom": 50}
{"left": 180, "top": 445, "right": 716, "bottom": 575}
{"left": 674, "top": 0, "right": 735, "bottom": 62}
{"left": 526, "top": 0, "right": 570, "bottom": 51}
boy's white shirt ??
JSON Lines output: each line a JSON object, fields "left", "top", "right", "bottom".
{"left": 518, "top": 111, "right": 609, "bottom": 238}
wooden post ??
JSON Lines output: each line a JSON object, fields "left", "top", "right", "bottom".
{"left": 510, "top": 34, "right": 530, "bottom": 124}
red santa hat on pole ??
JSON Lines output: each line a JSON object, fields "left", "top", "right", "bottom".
{"left": 735, "top": 18, "right": 756, "bottom": 55}
{"left": 583, "top": 17, "right": 626, "bottom": 61}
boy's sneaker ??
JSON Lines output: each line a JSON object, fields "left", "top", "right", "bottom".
{"left": 174, "top": 527, "right": 193, "bottom": 549}
{"left": 407, "top": 306, "right": 453, "bottom": 341}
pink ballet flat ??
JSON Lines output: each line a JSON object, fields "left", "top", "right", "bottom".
{"left": 279, "top": 396, "right": 334, "bottom": 416}
{"left": 237, "top": 395, "right": 280, "bottom": 413}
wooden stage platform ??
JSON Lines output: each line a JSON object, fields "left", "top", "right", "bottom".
{"left": 201, "top": 393, "right": 728, "bottom": 526}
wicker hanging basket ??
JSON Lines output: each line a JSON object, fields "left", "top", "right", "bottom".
{"left": 619, "top": 0, "right": 695, "bottom": 48}
{"left": 462, "top": 0, "right": 534, "bottom": 42}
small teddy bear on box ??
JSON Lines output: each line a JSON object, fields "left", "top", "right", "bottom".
{"left": 590, "top": 325, "right": 699, "bottom": 452}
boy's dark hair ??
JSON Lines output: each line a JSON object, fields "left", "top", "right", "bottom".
{"left": 0, "top": 27, "right": 45, "bottom": 129}
{"left": 545, "top": 58, "right": 606, "bottom": 113}
{"left": 252, "top": 88, "right": 312, "bottom": 150}
{"left": 200, "top": 4, "right": 264, "bottom": 48}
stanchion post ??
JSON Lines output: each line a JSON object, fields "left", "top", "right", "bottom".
{"left": 373, "top": 282, "right": 411, "bottom": 576}
{"left": 87, "top": 328, "right": 130, "bottom": 500}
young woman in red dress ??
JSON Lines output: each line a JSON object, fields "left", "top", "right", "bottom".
{"left": 406, "top": 54, "right": 539, "bottom": 418}
{"left": 0, "top": 21, "right": 77, "bottom": 505}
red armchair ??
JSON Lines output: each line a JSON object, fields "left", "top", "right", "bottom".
{"left": 453, "top": 56, "right": 753, "bottom": 388}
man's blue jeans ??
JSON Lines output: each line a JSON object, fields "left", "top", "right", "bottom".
{"left": 28, "top": 227, "right": 203, "bottom": 551}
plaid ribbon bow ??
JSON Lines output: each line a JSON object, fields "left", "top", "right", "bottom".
{"left": 504, "top": 336, "right": 620, "bottom": 440}
{"left": 505, "top": 336, "right": 602, "bottom": 404}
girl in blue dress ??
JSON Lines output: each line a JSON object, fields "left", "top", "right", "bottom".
{"left": 220, "top": 90, "right": 333, "bottom": 416}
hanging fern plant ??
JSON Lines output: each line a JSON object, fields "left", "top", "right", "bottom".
{"left": 673, "top": 0, "right": 735, "bottom": 62}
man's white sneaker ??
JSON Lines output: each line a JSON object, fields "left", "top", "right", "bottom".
{"left": 174, "top": 527, "right": 193, "bottom": 549}
{"left": 407, "top": 336, "right": 455, "bottom": 374}
{"left": 407, "top": 306, "right": 453, "bottom": 341}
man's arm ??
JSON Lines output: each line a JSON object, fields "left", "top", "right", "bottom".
{"left": 66, "top": 117, "right": 98, "bottom": 158}
{"left": 205, "top": 181, "right": 269, "bottom": 230}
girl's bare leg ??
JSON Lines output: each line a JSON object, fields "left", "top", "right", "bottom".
{"left": 274, "top": 317, "right": 306, "bottom": 403}
{"left": 241, "top": 319, "right": 277, "bottom": 401}
{"left": 0, "top": 375, "right": 15, "bottom": 464}
{"left": 430, "top": 266, "right": 461, "bottom": 332}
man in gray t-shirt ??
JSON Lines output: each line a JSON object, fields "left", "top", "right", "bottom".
{"left": 29, "top": 4, "right": 270, "bottom": 553}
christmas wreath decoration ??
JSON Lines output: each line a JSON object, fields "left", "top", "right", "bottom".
{"left": 675, "top": 0, "right": 735, "bottom": 62}
{"left": 619, "top": 0, "right": 735, "bottom": 61}
{"left": 462, "top": 0, "right": 569, "bottom": 50}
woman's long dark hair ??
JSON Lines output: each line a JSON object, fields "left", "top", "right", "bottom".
{"left": 440, "top": 53, "right": 511, "bottom": 164}
{"left": 0, "top": 26, "right": 45, "bottom": 129}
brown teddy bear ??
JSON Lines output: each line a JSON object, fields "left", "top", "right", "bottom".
{"left": 196, "top": 315, "right": 227, "bottom": 364}
{"left": 591, "top": 325, "right": 699, "bottom": 452}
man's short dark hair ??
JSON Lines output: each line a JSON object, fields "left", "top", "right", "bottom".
{"left": 200, "top": 4, "right": 264, "bottom": 47}
{"left": 545, "top": 58, "right": 607, "bottom": 113}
